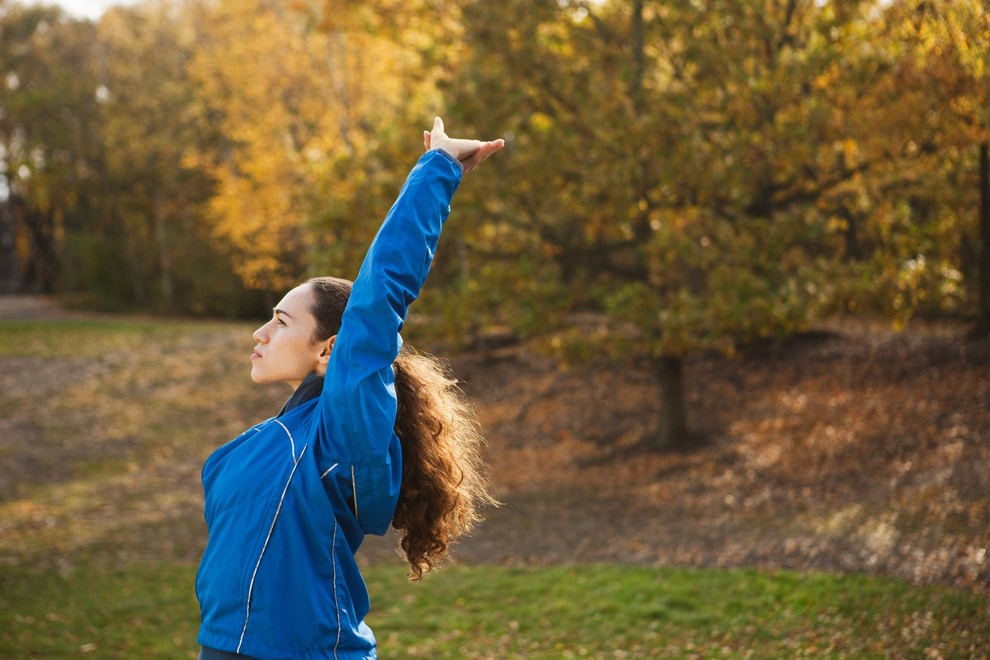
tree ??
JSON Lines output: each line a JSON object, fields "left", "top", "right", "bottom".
{"left": 0, "top": 3, "right": 103, "bottom": 293}
{"left": 448, "top": 0, "right": 900, "bottom": 450}
{"left": 187, "top": 0, "right": 453, "bottom": 301}
{"left": 91, "top": 0, "right": 247, "bottom": 314}
{"left": 890, "top": 0, "right": 990, "bottom": 335}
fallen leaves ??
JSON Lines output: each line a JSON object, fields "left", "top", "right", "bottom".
{"left": 0, "top": 307, "right": 987, "bottom": 592}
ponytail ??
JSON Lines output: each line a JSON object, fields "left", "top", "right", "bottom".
{"left": 307, "top": 277, "right": 497, "bottom": 581}
{"left": 392, "top": 346, "right": 497, "bottom": 580}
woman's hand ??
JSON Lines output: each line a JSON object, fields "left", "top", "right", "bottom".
{"left": 424, "top": 117, "right": 504, "bottom": 175}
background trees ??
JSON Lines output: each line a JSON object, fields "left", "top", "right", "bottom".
{"left": 0, "top": 0, "right": 255, "bottom": 314}
{"left": 0, "top": 3, "right": 102, "bottom": 294}
{"left": 92, "top": 1, "right": 239, "bottom": 313}
{"left": 0, "top": 0, "right": 985, "bottom": 447}
{"left": 892, "top": 0, "right": 990, "bottom": 335}
{"left": 447, "top": 0, "right": 908, "bottom": 448}
{"left": 188, "top": 0, "right": 458, "bottom": 302}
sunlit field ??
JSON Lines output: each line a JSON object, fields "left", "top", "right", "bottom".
{"left": 5, "top": 0, "right": 990, "bottom": 655}
{"left": 1, "top": 314, "right": 988, "bottom": 657}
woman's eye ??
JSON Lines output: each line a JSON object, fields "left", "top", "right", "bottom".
{"left": 277, "top": 318, "right": 286, "bottom": 326}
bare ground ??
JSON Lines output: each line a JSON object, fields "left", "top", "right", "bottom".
{"left": 413, "top": 319, "right": 989, "bottom": 592}
{"left": 2, "top": 297, "right": 988, "bottom": 591}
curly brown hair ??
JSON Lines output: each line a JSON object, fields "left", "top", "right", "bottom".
{"left": 308, "top": 276, "right": 497, "bottom": 581}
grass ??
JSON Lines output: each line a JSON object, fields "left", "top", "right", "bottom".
{"left": 0, "top": 562, "right": 987, "bottom": 658}
{"left": 366, "top": 565, "right": 990, "bottom": 658}
{"left": 0, "top": 562, "right": 199, "bottom": 658}
{"left": 0, "top": 318, "right": 189, "bottom": 357}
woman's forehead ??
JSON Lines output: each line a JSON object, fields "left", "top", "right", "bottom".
{"left": 276, "top": 284, "right": 314, "bottom": 314}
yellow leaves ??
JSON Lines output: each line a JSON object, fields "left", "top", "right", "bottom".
{"left": 834, "top": 138, "right": 860, "bottom": 167}
{"left": 949, "top": 94, "right": 977, "bottom": 118}
{"left": 891, "top": 255, "right": 964, "bottom": 322}
{"left": 183, "top": 0, "right": 445, "bottom": 292}
{"left": 537, "top": 19, "right": 574, "bottom": 57}
{"left": 529, "top": 111, "right": 554, "bottom": 133}
{"left": 207, "top": 160, "right": 305, "bottom": 291}
{"left": 813, "top": 62, "right": 841, "bottom": 91}
{"left": 906, "top": 0, "right": 990, "bottom": 90}
{"left": 825, "top": 214, "right": 849, "bottom": 236}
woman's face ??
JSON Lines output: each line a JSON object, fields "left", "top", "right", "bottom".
{"left": 250, "top": 283, "right": 331, "bottom": 389}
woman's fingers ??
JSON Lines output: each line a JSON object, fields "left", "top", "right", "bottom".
{"left": 460, "top": 139, "right": 505, "bottom": 174}
{"left": 426, "top": 117, "right": 449, "bottom": 152}
{"left": 425, "top": 116, "right": 504, "bottom": 173}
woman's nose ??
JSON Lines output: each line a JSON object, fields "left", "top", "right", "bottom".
{"left": 253, "top": 324, "right": 268, "bottom": 343}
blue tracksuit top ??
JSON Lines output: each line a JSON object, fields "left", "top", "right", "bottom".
{"left": 196, "top": 149, "right": 463, "bottom": 659}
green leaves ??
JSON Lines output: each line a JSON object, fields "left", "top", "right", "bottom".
{"left": 2, "top": 0, "right": 986, "bottom": 348}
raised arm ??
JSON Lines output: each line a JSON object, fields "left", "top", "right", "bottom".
{"left": 318, "top": 120, "right": 501, "bottom": 532}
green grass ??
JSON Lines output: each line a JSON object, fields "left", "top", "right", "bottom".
{"left": 1, "top": 562, "right": 987, "bottom": 659}
{"left": 0, "top": 318, "right": 234, "bottom": 358}
{"left": 0, "top": 563, "right": 199, "bottom": 658}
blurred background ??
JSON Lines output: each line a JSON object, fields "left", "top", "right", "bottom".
{"left": 1, "top": 0, "right": 989, "bottom": 656}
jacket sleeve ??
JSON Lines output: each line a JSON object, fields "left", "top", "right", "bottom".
{"left": 319, "top": 148, "right": 462, "bottom": 535}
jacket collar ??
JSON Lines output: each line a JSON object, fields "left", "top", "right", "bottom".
{"left": 278, "top": 373, "right": 324, "bottom": 417}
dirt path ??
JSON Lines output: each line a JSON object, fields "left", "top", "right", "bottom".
{"left": 0, "top": 295, "right": 73, "bottom": 320}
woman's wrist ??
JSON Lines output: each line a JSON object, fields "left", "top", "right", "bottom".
{"left": 430, "top": 146, "right": 464, "bottom": 172}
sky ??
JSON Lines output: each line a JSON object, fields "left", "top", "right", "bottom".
{"left": 29, "top": 0, "right": 138, "bottom": 20}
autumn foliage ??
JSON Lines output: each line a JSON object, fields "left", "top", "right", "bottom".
{"left": 1, "top": 0, "right": 988, "bottom": 448}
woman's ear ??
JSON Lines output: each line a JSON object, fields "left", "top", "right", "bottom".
{"left": 318, "top": 335, "right": 336, "bottom": 365}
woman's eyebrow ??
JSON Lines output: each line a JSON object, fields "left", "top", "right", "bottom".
{"left": 274, "top": 308, "right": 294, "bottom": 319}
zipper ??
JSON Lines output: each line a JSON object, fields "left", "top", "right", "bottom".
{"left": 237, "top": 444, "right": 308, "bottom": 653}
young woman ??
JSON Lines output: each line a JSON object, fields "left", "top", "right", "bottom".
{"left": 196, "top": 118, "right": 503, "bottom": 660}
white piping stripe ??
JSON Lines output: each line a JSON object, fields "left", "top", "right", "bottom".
{"left": 332, "top": 519, "right": 340, "bottom": 660}
{"left": 351, "top": 465, "right": 358, "bottom": 520}
{"left": 273, "top": 419, "right": 297, "bottom": 462}
{"left": 237, "top": 445, "right": 308, "bottom": 653}
{"left": 321, "top": 463, "right": 339, "bottom": 480}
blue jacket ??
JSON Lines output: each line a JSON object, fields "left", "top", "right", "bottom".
{"left": 196, "top": 149, "right": 463, "bottom": 659}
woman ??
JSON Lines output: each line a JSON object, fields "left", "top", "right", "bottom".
{"left": 196, "top": 118, "right": 503, "bottom": 659}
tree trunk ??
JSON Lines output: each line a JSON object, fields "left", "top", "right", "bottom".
{"left": 651, "top": 354, "right": 691, "bottom": 451}
{"left": 977, "top": 141, "right": 990, "bottom": 337}
{"left": 836, "top": 150, "right": 861, "bottom": 261}
{"left": 630, "top": 0, "right": 644, "bottom": 112}
{"left": 22, "top": 203, "right": 58, "bottom": 293}
{"left": 153, "top": 191, "right": 174, "bottom": 309}
{"left": 0, "top": 199, "right": 19, "bottom": 293}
